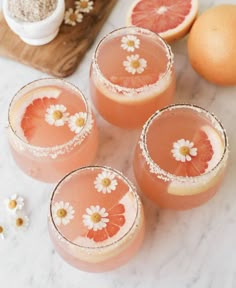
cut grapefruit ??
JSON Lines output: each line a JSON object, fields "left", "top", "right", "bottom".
{"left": 168, "top": 125, "right": 225, "bottom": 196}
{"left": 86, "top": 203, "right": 126, "bottom": 243}
{"left": 21, "top": 97, "right": 57, "bottom": 141}
{"left": 20, "top": 87, "right": 61, "bottom": 141}
{"left": 127, "top": 0, "right": 198, "bottom": 43}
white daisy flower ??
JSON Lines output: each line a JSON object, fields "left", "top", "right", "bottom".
{"left": 12, "top": 212, "right": 29, "bottom": 232}
{"left": 52, "top": 201, "right": 75, "bottom": 226}
{"left": 5, "top": 194, "right": 24, "bottom": 214}
{"left": 45, "top": 104, "right": 69, "bottom": 127}
{"left": 0, "top": 222, "right": 8, "bottom": 239}
{"left": 121, "top": 35, "right": 140, "bottom": 52}
{"left": 82, "top": 205, "right": 109, "bottom": 231}
{"left": 171, "top": 139, "right": 198, "bottom": 162}
{"left": 64, "top": 8, "right": 83, "bottom": 26}
{"left": 123, "top": 54, "right": 147, "bottom": 75}
{"left": 68, "top": 112, "right": 90, "bottom": 134}
{"left": 75, "top": 0, "right": 94, "bottom": 13}
{"left": 94, "top": 170, "right": 118, "bottom": 194}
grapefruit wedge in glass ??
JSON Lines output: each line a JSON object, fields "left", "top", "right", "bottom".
{"left": 127, "top": 0, "right": 198, "bottom": 43}
{"left": 168, "top": 125, "right": 226, "bottom": 197}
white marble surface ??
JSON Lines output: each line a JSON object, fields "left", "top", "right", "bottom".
{"left": 0, "top": 0, "right": 236, "bottom": 287}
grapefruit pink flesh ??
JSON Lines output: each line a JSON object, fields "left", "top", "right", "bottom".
{"left": 168, "top": 125, "right": 224, "bottom": 196}
{"left": 174, "top": 127, "right": 214, "bottom": 177}
{"left": 127, "top": 0, "right": 198, "bottom": 43}
{"left": 19, "top": 86, "right": 61, "bottom": 142}
{"left": 86, "top": 203, "right": 126, "bottom": 243}
{"left": 21, "top": 97, "right": 57, "bottom": 141}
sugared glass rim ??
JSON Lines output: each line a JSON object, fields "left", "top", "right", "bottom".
{"left": 8, "top": 78, "right": 93, "bottom": 155}
{"left": 139, "top": 103, "right": 229, "bottom": 183}
{"left": 92, "top": 26, "right": 174, "bottom": 95}
{"left": 49, "top": 165, "right": 142, "bottom": 250}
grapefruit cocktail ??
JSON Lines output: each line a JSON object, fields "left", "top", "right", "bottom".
{"left": 90, "top": 26, "right": 176, "bottom": 129}
{"left": 8, "top": 78, "right": 98, "bottom": 183}
{"left": 48, "top": 166, "right": 144, "bottom": 272}
{"left": 133, "top": 104, "right": 229, "bottom": 210}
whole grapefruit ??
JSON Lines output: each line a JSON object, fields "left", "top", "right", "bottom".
{"left": 187, "top": 4, "right": 236, "bottom": 86}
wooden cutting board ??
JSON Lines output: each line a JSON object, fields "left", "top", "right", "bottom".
{"left": 0, "top": 0, "right": 117, "bottom": 77}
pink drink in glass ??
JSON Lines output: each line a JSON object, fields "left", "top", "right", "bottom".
{"left": 90, "top": 26, "right": 176, "bottom": 129}
{"left": 8, "top": 78, "right": 98, "bottom": 183}
{"left": 133, "top": 104, "right": 229, "bottom": 210}
{"left": 48, "top": 166, "right": 144, "bottom": 272}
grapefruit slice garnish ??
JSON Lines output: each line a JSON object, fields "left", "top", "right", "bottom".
{"left": 168, "top": 125, "right": 224, "bottom": 195}
{"left": 21, "top": 97, "right": 57, "bottom": 140}
{"left": 109, "top": 73, "right": 159, "bottom": 88}
{"left": 20, "top": 87, "right": 61, "bottom": 141}
{"left": 126, "top": 0, "right": 198, "bottom": 43}
{"left": 86, "top": 203, "right": 125, "bottom": 243}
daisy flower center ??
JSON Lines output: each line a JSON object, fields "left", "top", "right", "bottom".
{"left": 76, "top": 118, "right": 85, "bottom": 127}
{"left": 102, "top": 178, "right": 111, "bottom": 187}
{"left": 0, "top": 226, "right": 3, "bottom": 234}
{"left": 16, "top": 218, "right": 24, "bottom": 227}
{"left": 90, "top": 212, "right": 102, "bottom": 223}
{"left": 131, "top": 60, "right": 141, "bottom": 69}
{"left": 69, "top": 13, "right": 77, "bottom": 22}
{"left": 127, "top": 40, "right": 135, "bottom": 47}
{"left": 8, "top": 200, "right": 17, "bottom": 209}
{"left": 179, "top": 146, "right": 190, "bottom": 156}
{"left": 57, "top": 208, "right": 67, "bottom": 218}
{"left": 52, "top": 110, "right": 63, "bottom": 120}
{"left": 80, "top": 1, "right": 88, "bottom": 8}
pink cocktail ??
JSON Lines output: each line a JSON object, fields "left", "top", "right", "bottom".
{"left": 48, "top": 166, "right": 144, "bottom": 272}
{"left": 8, "top": 78, "right": 98, "bottom": 183}
{"left": 90, "top": 26, "right": 176, "bottom": 129}
{"left": 133, "top": 104, "right": 229, "bottom": 210}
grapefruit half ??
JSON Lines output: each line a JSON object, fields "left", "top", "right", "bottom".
{"left": 127, "top": 0, "right": 198, "bottom": 43}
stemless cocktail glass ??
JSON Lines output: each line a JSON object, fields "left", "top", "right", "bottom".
{"left": 90, "top": 26, "right": 176, "bottom": 129}
{"left": 8, "top": 78, "right": 98, "bottom": 183}
{"left": 48, "top": 166, "right": 144, "bottom": 272}
{"left": 133, "top": 104, "right": 229, "bottom": 210}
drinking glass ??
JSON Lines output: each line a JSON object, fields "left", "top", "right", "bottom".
{"left": 8, "top": 78, "right": 98, "bottom": 183}
{"left": 133, "top": 104, "right": 229, "bottom": 210}
{"left": 90, "top": 26, "right": 176, "bottom": 129}
{"left": 48, "top": 165, "right": 144, "bottom": 272}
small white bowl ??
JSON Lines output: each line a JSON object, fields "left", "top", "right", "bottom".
{"left": 2, "top": 0, "right": 65, "bottom": 46}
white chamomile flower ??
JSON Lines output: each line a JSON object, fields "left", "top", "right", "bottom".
{"left": 171, "top": 139, "right": 198, "bottom": 162}
{"left": 94, "top": 170, "right": 118, "bottom": 194}
{"left": 45, "top": 104, "right": 69, "bottom": 127}
{"left": 12, "top": 212, "right": 29, "bottom": 232}
{"left": 5, "top": 194, "right": 24, "bottom": 214}
{"left": 75, "top": 0, "right": 94, "bottom": 13}
{"left": 0, "top": 222, "right": 8, "bottom": 239}
{"left": 52, "top": 201, "right": 75, "bottom": 226}
{"left": 82, "top": 205, "right": 109, "bottom": 231}
{"left": 123, "top": 54, "right": 147, "bottom": 75}
{"left": 64, "top": 8, "right": 83, "bottom": 26}
{"left": 68, "top": 112, "right": 90, "bottom": 134}
{"left": 121, "top": 35, "right": 140, "bottom": 52}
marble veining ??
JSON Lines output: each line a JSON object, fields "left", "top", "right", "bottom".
{"left": 0, "top": 0, "right": 236, "bottom": 287}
